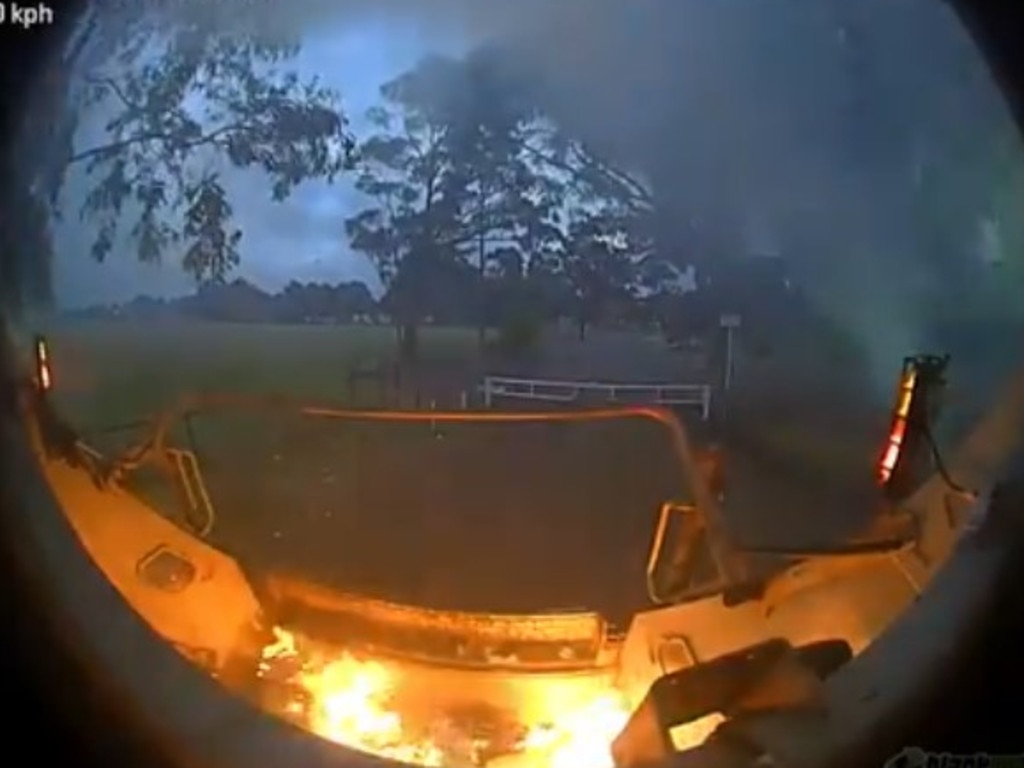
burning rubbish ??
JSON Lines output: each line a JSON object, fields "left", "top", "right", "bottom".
{"left": 257, "top": 626, "right": 720, "bottom": 768}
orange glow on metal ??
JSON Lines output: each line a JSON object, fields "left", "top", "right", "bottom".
{"left": 878, "top": 366, "right": 917, "bottom": 484}
{"left": 35, "top": 337, "right": 52, "bottom": 392}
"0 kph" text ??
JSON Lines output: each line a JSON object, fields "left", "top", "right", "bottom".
{"left": 0, "top": 3, "right": 54, "bottom": 28}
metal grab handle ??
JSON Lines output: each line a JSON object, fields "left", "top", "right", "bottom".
{"left": 646, "top": 501, "right": 702, "bottom": 604}
{"left": 166, "top": 448, "right": 216, "bottom": 538}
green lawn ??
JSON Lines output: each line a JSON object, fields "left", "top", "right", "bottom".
{"left": 45, "top": 320, "right": 483, "bottom": 430}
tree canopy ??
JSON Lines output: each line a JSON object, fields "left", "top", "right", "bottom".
{"left": 3, "top": 0, "right": 354, "bottom": 313}
{"left": 344, "top": 44, "right": 655, "bottom": 350}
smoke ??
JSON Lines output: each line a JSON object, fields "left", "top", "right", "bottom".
{"left": 477, "top": 0, "right": 1015, "bottom": 399}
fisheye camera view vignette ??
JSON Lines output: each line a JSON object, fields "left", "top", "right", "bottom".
{"left": 4, "top": 1, "right": 1024, "bottom": 767}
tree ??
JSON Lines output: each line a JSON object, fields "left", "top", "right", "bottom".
{"left": 440, "top": 46, "right": 539, "bottom": 347}
{"left": 346, "top": 44, "right": 670, "bottom": 354}
{"left": 345, "top": 57, "right": 465, "bottom": 362}
{"left": 78, "top": 4, "right": 353, "bottom": 280}
{"left": 440, "top": 44, "right": 658, "bottom": 339}
{"left": 189, "top": 278, "right": 274, "bottom": 322}
{"left": 558, "top": 213, "right": 638, "bottom": 340}
{"left": 3, "top": 0, "right": 354, "bottom": 315}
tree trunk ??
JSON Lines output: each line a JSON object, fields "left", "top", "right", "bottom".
{"left": 407, "top": 323, "right": 419, "bottom": 361}
{"left": 476, "top": 203, "right": 487, "bottom": 352}
{"left": 398, "top": 321, "right": 420, "bottom": 364}
{"left": 477, "top": 257, "right": 487, "bottom": 350}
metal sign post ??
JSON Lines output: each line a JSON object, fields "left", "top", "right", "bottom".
{"left": 719, "top": 314, "right": 742, "bottom": 392}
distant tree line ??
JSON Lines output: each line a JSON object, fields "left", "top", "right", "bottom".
{"left": 65, "top": 278, "right": 378, "bottom": 325}
{"left": 64, "top": 255, "right": 824, "bottom": 350}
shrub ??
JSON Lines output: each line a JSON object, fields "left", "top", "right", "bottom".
{"left": 490, "top": 315, "right": 544, "bottom": 357}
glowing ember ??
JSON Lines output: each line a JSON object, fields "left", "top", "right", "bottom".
{"left": 257, "top": 627, "right": 715, "bottom": 768}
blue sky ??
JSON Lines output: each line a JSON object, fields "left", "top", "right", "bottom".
{"left": 53, "top": 15, "right": 473, "bottom": 308}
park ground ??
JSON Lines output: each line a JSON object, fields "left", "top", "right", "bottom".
{"left": 41, "top": 318, "right": 891, "bottom": 627}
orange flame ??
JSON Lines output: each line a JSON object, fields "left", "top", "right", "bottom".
{"left": 258, "top": 627, "right": 716, "bottom": 768}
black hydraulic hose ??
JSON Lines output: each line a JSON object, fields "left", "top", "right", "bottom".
{"left": 922, "top": 422, "right": 975, "bottom": 499}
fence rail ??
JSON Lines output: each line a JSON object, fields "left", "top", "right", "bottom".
{"left": 480, "top": 375, "right": 712, "bottom": 419}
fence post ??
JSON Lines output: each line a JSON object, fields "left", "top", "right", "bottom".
{"left": 483, "top": 378, "right": 493, "bottom": 408}
{"left": 702, "top": 387, "right": 711, "bottom": 420}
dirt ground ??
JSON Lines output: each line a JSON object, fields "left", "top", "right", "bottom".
{"left": 45, "top": 318, "right": 892, "bottom": 627}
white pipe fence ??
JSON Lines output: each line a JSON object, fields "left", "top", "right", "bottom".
{"left": 480, "top": 375, "right": 712, "bottom": 419}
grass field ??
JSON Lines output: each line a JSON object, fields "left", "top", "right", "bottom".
{"left": 45, "top": 320, "right": 486, "bottom": 425}
{"left": 41, "top": 318, "right": 891, "bottom": 622}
